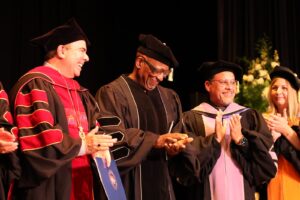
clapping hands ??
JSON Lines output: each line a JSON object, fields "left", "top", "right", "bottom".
{"left": 264, "top": 109, "right": 291, "bottom": 141}
{"left": 215, "top": 110, "right": 243, "bottom": 144}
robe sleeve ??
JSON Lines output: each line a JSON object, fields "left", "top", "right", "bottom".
{"left": 173, "top": 111, "right": 221, "bottom": 183}
{"left": 12, "top": 78, "right": 81, "bottom": 187}
{"left": 230, "top": 109, "right": 277, "bottom": 186}
{"left": 95, "top": 83, "right": 159, "bottom": 174}
{"left": 0, "top": 82, "right": 18, "bottom": 134}
{"left": 0, "top": 82, "right": 20, "bottom": 199}
{"left": 274, "top": 125, "right": 300, "bottom": 173}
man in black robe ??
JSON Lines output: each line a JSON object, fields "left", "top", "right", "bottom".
{"left": 95, "top": 34, "right": 196, "bottom": 200}
{"left": 9, "top": 18, "right": 117, "bottom": 200}
{"left": 173, "top": 60, "right": 277, "bottom": 200}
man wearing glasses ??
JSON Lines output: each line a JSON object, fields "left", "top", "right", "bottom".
{"left": 95, "top": 34, "right": 196, "bottom": 200}
{"left": 172, "top": 60, "right": 277, "bottom": 200}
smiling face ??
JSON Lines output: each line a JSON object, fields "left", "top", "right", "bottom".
{"left": 270, "top": 77, "right": 289, "bottom": 111}
{"left": 134, "top": 55, "right": 170, "bottom": 91}
{"left": 60, "top": 40, "right": 89, "bottom": 78}
{"left": 205, "top": 71, "right": 237, "bottom": 107}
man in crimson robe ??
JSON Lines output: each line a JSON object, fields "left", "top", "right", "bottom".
{"left": 10, "top": 18, "right": 117, "bottom": 200}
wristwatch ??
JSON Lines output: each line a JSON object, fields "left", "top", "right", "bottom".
{"left": 237, "top": 137, "right": 248, "bottom": 146}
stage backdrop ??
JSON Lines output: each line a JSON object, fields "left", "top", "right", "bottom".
{"left": 1, "top": 0, "right": 299, "bottom": 110}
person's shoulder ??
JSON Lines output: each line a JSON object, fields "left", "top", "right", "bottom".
{"left": 239, "top": 105, "right": 263, "bottom": 118}
{"left": 231, "top": 102, "right": 255, "bottom": 112}
{"left": 242, "top": 106, "right": 259, "bottom": 114}
{"left": 13, "top": 67, "right": 51, "bottom": 89}
{"left": 10, "top": 67, "right": 53, "bottom": 101}
{"left": 183, "top": 109, "right": 197, "bottom": 116}
{"left": 19, "top": 66, "right": 53, "bottom": 82}
{"left": 180, "top": 109, "right": 204, "bottom": 124}
{"left": 96, "top": 75, "right": 125, "bottom": 95}
{"left": 101, "top": 75, "right": 123, "bottom": 88}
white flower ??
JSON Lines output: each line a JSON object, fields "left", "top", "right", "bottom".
{"left": 259, "top": 70, "right": 268, "bottom": 78}
{"left": 243, "top": 75, "right": 248, "bottom": 82}
{"left": 271, "top": 61, "right": 279, "bottom": 68}
{"left": 257, "top": 77, "right": 265, "bottom": 85}
{"left": 255, "top": 64, "right": 262, "bottom": 70}
{"left": 261, "top": 60, "right": 267, "bottom": 66}
{"left": 237, "top": 36, "right": 280, "bottom": 113}
{"left": 247, "top": 74, "right": 254, "bottom": 82}
{"left": 253, "top": 80, "right": 258, "bottom": 86}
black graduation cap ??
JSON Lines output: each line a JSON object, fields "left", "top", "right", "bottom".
{"left": 30, "top": 18, "right": 90, "bottom": 52}
{"left": 137, "top": 34, "right": 179, "bottom": 68}
{"left": 197, "top": 60, "right": 243, "bottom": 93}
{"left": 270, "top": 66, "right": 300, "bottom": 90}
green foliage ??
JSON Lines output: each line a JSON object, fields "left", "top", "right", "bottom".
{"left": 235, "top": 35, "right": 280, "bottom": 112}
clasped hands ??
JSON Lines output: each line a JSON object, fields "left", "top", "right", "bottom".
{"left": 154, "top": 133, "right": 194, "bottom": 156}
{"left": 0, "top": 127, "right": 18, "bottom": 154}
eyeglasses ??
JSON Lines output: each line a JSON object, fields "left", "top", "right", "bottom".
{"left": 142, "top": 59, "right": 170, "bottom": 78}
{"left": 210, "top": 79, "right": 237, "bottom": 87}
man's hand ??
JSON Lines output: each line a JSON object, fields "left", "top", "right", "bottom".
{"left": 85, "top": 126, "right": 117, "bottom": 154}
{"left": 215, "top": 110, "right": 226, "bottom": 143}
{"left": 93, "top": 150, "right": 112, "bottom": 168}
{"left": 165, "top": 137, "right": 194, "bottom": 156}
{"left": 229, "top": 114, "right": 243, "bottom": 144}
{"left": 0, "top": 128, "right": 18, "bottom": 153}
{"left": 154, "top": 133, "right": 189, "bottom": 149}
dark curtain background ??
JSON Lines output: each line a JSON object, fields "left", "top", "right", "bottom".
{"left": 218, "top": 0, "right": 300, "bottom": 75}
{"left": 1, "top": 0, "right": 299, "bottom": 111}
{"left": 1, "top": 0, "right": 217, "bottom": 111}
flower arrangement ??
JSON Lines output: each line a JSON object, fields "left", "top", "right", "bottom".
{"left": 235, "top": 35, "right": 280, "bottom": 112}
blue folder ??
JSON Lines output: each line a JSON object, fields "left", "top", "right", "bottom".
{"left": 94, "top": 157, "right": 127, "bottom": 200}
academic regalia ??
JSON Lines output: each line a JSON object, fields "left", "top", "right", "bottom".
{"left": 263, "top": 65, "right": 300, "bottom": 200}
{"left": 0, "top": 82, "right": 20, "bottom": 200}
{"left": 10, "top": 66, "right": 106, "bottom": 200}
{"left": 95, "top": 75, "right": 197, "bottom": 200}
{"left": 266, "top": 126, "right": 300, "bottom": 200}
{"left": 173, "top": 102, "right": 277, "bottom": 200}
